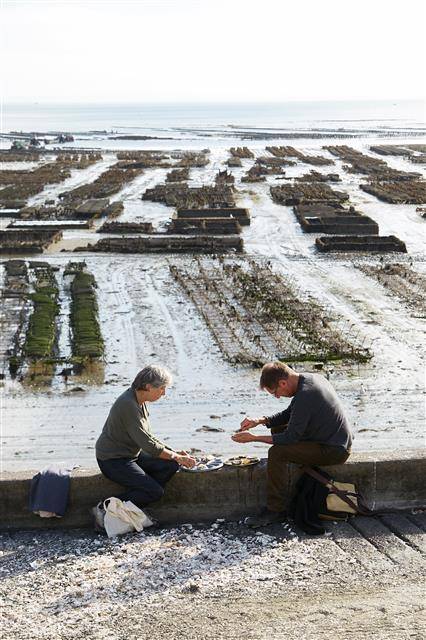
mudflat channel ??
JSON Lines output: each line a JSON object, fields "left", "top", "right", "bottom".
{"left": 1, "top": 138, "right": 425, "bottom": 471}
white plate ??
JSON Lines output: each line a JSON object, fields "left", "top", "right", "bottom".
{"left": 183, "top": 457, "right": 224, "bottom": 473}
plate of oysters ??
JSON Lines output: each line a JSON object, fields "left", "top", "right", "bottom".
{"left": 183, "top": 455, "right": 224, "bottom": 473}
{"left": 224, "top": 455, "right": 260, "bottom": 467}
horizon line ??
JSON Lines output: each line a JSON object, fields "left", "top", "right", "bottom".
{"left": 3, "top": 98, "right": 425, "bottom": 106}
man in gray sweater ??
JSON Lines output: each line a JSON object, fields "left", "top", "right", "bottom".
{"left": 232, "top": 361, "right": 352, "bottom": 527}
{"left": 94, "top": 365, "right": 196, "bottom": 529}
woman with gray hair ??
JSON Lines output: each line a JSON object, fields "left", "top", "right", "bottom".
{"left": 93, "top": 364, "right": 196, "bottom": 530}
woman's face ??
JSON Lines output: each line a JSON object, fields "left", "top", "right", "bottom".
{"left": 145, "top": 384, "right": 167, "bottom": 402}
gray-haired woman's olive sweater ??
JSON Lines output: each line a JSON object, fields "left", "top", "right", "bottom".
{"left": 96, "top": 388, "right": 166, "bottom": 460}
{"left": 267, "top": 373, "right": 352, "bottom": 451}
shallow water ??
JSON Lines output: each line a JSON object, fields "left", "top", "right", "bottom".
{"left": 3, "top": 99, "right": 425, "bottom": 135}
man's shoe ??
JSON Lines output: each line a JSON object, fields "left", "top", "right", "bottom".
{"left": 245, "top": 509, "right": 286, "bottom": 528}
{"left": 92, "top": 502, "right": 106, "bottom": 531}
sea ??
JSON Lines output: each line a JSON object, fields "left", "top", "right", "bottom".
{"left": 2, "top": 100, "right": 425, "bottom": 145}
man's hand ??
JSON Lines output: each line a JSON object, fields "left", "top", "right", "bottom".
{"left": 176, "top": 454, "right": 197, "bottom": 469}
{"left": 239, "top": 416, "right": 265, "bottom": 431}
{"left": 232, "top": 431, "right": 257, "bottom": 443}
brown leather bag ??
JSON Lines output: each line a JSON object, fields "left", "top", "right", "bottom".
{"left": 301, "top": 466, "right": 373, "bottom": 521}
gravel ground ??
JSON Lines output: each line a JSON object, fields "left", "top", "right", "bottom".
{"left": 1, "top": 516, "right": 425, "bottom": 640}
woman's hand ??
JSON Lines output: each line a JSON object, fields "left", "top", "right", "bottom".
{"left": 176, "top": 454, "right": 197, "bottom": 468}
{"left": 232, "top": 431, "right": 257, "bottom": 443}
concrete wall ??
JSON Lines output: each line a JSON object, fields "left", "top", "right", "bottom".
{"left": 0, "top": 449, "right": 424, "bottom": 530}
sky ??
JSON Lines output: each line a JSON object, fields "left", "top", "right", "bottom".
{"left": 1, "top": 0, "right": 426, "bottom": 103}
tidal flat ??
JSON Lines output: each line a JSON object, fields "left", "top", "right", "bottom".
{"left": 1, "top": 133, "right": 425, "bottom": 471}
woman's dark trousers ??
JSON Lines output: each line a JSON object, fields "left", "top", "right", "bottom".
{"left": 97, "top": 453, "right": 179, "bottom": 508}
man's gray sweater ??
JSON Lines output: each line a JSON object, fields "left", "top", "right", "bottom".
{"left": 267, "top": 373, "right": 352, "bottom": 451}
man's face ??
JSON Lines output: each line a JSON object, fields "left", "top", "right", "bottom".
{"left": 145, "top": 384, "right": 167, "bottom": 402}
{"left": 265, "top": 378, "right": 291, "bottom": 399}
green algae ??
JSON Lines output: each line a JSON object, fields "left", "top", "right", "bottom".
{"left": 24, "top": 268, "right": 59, "bottom": 359}
{"left": 70, "top": 271, "right": 104, "bottom": 358}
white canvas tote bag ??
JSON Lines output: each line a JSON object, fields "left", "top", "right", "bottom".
{"left": 103, "top": 497, "right": 154, "bottom": 538}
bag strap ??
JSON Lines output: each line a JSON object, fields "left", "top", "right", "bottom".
{"left": 301, "top": 466, "right": 373, "bottom": 515}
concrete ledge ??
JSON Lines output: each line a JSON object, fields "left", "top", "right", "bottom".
{"left": 0, "top": 449, "right": 424, "bottom": 530}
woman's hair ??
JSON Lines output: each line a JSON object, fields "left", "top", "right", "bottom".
{"left": 131, "top": 365, "right": 173, "bottom": 391}
{"left": 259, "top": 361, "right": 292, "bottom": 389}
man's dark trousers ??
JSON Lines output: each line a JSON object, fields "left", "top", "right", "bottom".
{"left": 97, "top": 453, "right": 179, "bottom": 508}
{"left": 268, "top": 426, "right": 350, "bottom": 512}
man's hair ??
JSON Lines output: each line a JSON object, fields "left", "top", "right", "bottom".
{"left": 259, "top": 361, "right": 292, "bottom": 390}
{"left": 131, "top": 365, "right": 173, "bottom": 391}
